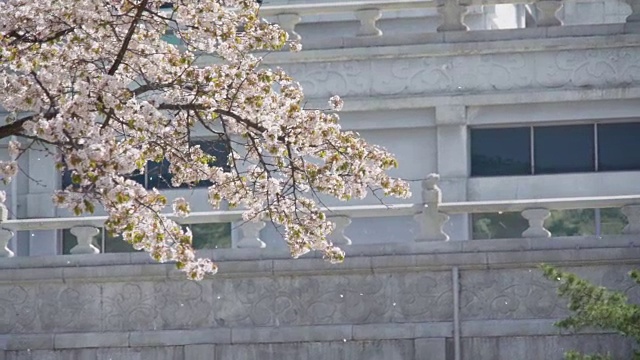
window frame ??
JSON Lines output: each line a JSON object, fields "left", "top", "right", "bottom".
{"left": 469, "top": 119, "right": 640, "bottom": 177}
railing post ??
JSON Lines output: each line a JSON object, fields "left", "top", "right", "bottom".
{"left": 0, "top": 201, "right": 13, "bottom": 258}
{"left": 521, "top": 209, "right": 551, "bottom": 238}
{"left": 621, "top": 204, "right": 640, "bottom": 234}
{"left": 625, "top": 0, "right": 640, "bottom": 23}
{"left": 437, "top": 0, "right": 470, "bottom": 32}
{"left": 535, "top": 0, "right": 563, "bottom": 27}
{"left": 328, "top": 215, "right": 352, "bottom": 245}
{"left": 236, "top": 220, "right": 266, "bottom": 248}
{"left": 415, "top": 174, "right": 450, "bottom": 241}
{"left": 355, "top": 8, "right": 383, "bottom": 37}
{"left": 69, "top": 226, "right": 100, "bottom": 254}
{"left": 275, "top": 13, "right": 302, "bottom": 42}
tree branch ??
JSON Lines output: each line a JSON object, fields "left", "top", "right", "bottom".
{"left": 108, "top": 0, "right": 150, "bottom": 76}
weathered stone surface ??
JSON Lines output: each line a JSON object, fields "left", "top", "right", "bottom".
{"left": 460, "top": 268, "right": 566, "bottom": 320}
{"left": 216, "top": 340, "right": 415, "bottom": 360}
{"left": 284, "top": 47, "right": 640, "bottom": 100}
{"left": 210, "top": 272, "right": 452, "bottom": 328}
{"left": 461, "top": 335, "right": 636, "bottom": 360}
{"left": 183, "top": 345, "right": 214, "bottom": 360}
{"left": 414, "top": 338, "right": 447, "bottom": 360}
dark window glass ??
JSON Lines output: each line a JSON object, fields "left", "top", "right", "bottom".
{"left": 147, "top": 159, "right": 173, "bottom": 189}
{"left": 471, "top": 127, "right": 531, "bottom": 176}
{"left": 60, "top": 140, "right": 229, "bottom": 190}
{"left": 61, "top": 170, "right": 74, "bottom": 188}
{"left": 598, "top": 123, "right": 640, "bottom": 171}
{"left": 194, "top": 139, "right": 230, "bottom": 171}
{"left": 534, "top": 125, "right": 594, "bottom": 174}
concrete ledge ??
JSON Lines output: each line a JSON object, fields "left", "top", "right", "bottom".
{"left": 1, "top": 236, "right": 640, "bottom": 280}
{"left": 1, "top": 334, "right": 54, "bottom": 351}
{"left": 129, "top": 329, "right": 231, "bottom": 347}
{"left": 231, "top": 325, "right": 353, "bottom": 344}
{"left": 54, "top": 332, "right": 128, "bottom": 349}
{"left": 265, "top": 29, "right": 640, "bottom": 64}
{"left": 353, "top": 322, "right": 452, "bottom": 340}
{"left": 459, "top": 319, "right": 619, "bottom": 338}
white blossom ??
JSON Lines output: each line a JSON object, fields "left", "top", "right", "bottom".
{"left": 0, "top": 0, "right": 410, "bottom": 280}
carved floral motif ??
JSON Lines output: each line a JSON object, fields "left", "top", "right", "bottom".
{"left": 211, "top": 272, "right": 452, "bottom": 327}
{"left": 282, "top": 48, "right": 640, "bottom": 99}
{"left": 461, "top": 270, "right": 565, "bottom": 320}
{"left": 155, "top": 281, "right": 211, "bottom": 329}
{"left": 103, "top": 283, "right": 158, "bottom": 331}
{"left": 0, "top": 285, "right": 36, "bottom": 333}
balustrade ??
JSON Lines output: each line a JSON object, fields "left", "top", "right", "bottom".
{"left": 0, "top": 173, "right": 639, "bottom": 257}
{"left": 259, "top": 0, "right": 638, "bottom": 44}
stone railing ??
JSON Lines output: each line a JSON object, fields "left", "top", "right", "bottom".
{"left": 259, "top": 0, "right": 640, "bottom": 42}
{"left": 1, "top": 173, "right": 640, "bottom": 258}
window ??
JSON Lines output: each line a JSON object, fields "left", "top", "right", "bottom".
{"left": 62, "top": 222, "right": 232, "bottom": 254}
{"left": 598, "top": 123, "right": 640, "bottom": 171}
{"left": 534, "top": 125, "right": 594, "bottom": 174}
{"left": 61, "top": 139, "right": 229, "bottom": 190}
{"left": 470, "top": 127, "right": 531, "bottom": 176}
{"left": 471, "top": 121, "right": 640, "bottom": 177}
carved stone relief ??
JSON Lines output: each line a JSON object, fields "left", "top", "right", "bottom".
{"left": 211, "top": 272, "right": 453, "bottom": 327}
{"left": 460, "top": 269, "right": 565, "bottom": 320}
{"left": 281, "top": 47, "right": 640, "bottom": 99}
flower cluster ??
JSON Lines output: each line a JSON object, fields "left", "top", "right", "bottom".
{"left": 0, "top": 0, "right": 410, "bottom": 279}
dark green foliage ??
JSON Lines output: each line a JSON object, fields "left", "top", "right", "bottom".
{"left": 541, "top": 265, "right": 640, "bottom": 360}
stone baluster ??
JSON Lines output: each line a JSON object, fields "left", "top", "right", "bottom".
{"left": 520, "top": 209, "right": 551, "bottom": 238}
{"left": 436, "top": 0, "right": 470, "bottom": 32}
{"left": 328, "top": 215, "right": 352, "bottom": 245}
{"left": 535, "top": 0, "right": 563, "bottom": 27}
{"left": 0, "top": 200, "right": 13, "bottom": 258}
{"left": 69, "top": 226, "right": 100, "bottom": 254}
{"left": 275, "top": 13, "right": 302, "bottom": 42}
{"left": 0, "top": 228, "right": 14, "bottom": 258}
{"left": 414, "top": 174, "right": 450, "bottom": 241}
{"left": 625, "top": 0, "right": 640, "bottom": 24}
{"left": 621, "top": 204, "right": 640, "bottom": 234}
{"left": 237, "top": 220, "right": 267, "bottom": 248}
{"left": 355, "top": 8, "right": 383, "bottom": 37}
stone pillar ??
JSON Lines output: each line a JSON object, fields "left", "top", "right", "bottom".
{"left": 327, "top": 215, "right": 352, "bottom": 246}
{"left": 415, "top": 174, "right": 450, "bottom": 242}
{"left": 521, "top": 208, "right": 551, "bottom": 238}
{"left": 535, "top": 0, "right": 563, "bottom": 27}
{"left": 0, "top": 228, "right": 14, "bottom": 258}
{"left": 626, "top": 0, "right": 640, "bottom": 24}
{"left": 236, "top": 220, "right": 266, "bottom": 248}
{"left": 437, "top": 0, "right": 470, "bottom": 32}
{"left": 435, "top": 106, "right": 469, "bottom": 240}
{"left": 621, "top": 204, "right": 640, "bottom": 234}
{"left": 275, "top": 13, "right": 302, "bottom": 42}
{"left": 69, "top": 226, "right": 100, "bottom": 254}
{"left": 355, "top": 8, "right": 383, "bottom": 37}
{"left": 26, "top": 148, "right": 59, "bottom": 255}
{"left": 0, "top": 202, "right": 13, "bottom": 257}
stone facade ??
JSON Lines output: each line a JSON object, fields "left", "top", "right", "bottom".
{"left": 1, "top": 237, "right": 639, "bottom": 359}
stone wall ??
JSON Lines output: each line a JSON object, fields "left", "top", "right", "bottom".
{"left": 1, "top": 236, "right": 639, "bottom": 359}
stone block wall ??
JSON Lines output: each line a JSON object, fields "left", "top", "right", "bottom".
{"left": 0, "top": 236, "right": 639, "bottom": 359}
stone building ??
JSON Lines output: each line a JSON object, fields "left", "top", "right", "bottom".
{"left": 1, "top": 1, "right": 640, "bottom": 359}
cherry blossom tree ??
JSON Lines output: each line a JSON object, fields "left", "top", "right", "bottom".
{"left": 0, "top": 0, "right": 410, "bottom": 279}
